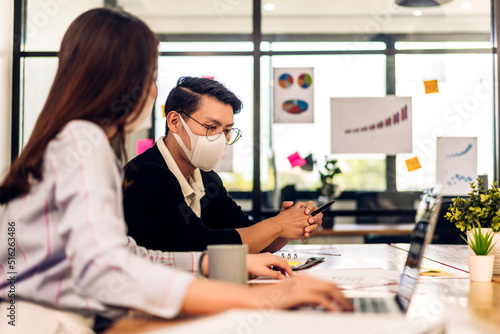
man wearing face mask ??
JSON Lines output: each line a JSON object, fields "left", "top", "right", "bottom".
{"left": 123, "top": 76, "right": 323, "bottom": 253}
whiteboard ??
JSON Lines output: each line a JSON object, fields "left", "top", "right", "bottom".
{"left": 436, "top": 137, "right": 477, "bottom": 196}
{"left": 331, "top": 96, "right": 412, "bottom": 154}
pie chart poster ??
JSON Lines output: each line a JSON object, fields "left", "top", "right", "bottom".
{"left": 273, "top": 67, "right": 314, "bottom": 124}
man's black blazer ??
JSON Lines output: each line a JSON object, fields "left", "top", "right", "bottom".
{"left": 123, "top": 144, "right": 255, "bottom": 252}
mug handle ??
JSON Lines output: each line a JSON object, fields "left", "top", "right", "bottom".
{"left": 198, "top": 251, "right": 208, "bottom": 277}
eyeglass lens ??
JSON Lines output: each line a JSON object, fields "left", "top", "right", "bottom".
{"left": 205, "top": 124, "right": 241, "bottom": 145}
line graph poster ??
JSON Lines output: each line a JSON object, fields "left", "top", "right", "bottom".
{"left": 437, "top": 137, "right": 477, "bottom": 196}
{"left": 331, "top": 96, "right": 412, "bottom": 154}
{"left": 273, "top": 67, "right": 314, "bottom": 123}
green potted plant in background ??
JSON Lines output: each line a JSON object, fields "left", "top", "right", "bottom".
{"left": 317, "top": 157, "right": 342, "bottom": 229}
{"left": 461, "top": 224, "right": 497, "bottom": 281}
{"left": 318, "top": 157, "right": 342, "bottom": 201}
{"left": 445, "top": 178, "right": 500, "bottom": 275}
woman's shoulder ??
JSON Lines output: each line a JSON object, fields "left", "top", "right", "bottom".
{"left": 58, "top": 120, "right": 107, "bottom": 141}
{"left": 48, "top": 120, "right": 112, "bottom": 160}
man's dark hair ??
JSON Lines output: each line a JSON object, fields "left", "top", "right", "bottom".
{"left": 164, "top": 76, "right": 243, "bottom": 135}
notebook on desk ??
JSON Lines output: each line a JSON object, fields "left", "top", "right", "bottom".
{"left": 350, "top": 186, "right": 442, "bottom": 314}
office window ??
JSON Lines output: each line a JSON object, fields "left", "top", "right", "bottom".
{"left": 25, "top": 0, "right": 103, "bottom": 51}
{"left": 13, "top": 0, "right": 497, "bottom": 217}
{"left": 395, "top": 50, "right": 494, "bottom": 191}
{"left": 22, "top": 58, "right": 58, "bottom": 144}
{"left": 119, "top": 0, "right": 252, "bottom": 34}
{"left": 260, "top": 51, "right": 387, "bottom": 199}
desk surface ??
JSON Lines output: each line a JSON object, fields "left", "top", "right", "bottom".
{"left": 315, "top": 223, "right": 415, "bottom": 236}
{"left": 105, "top": 244, "right": 500, "bottom": 334}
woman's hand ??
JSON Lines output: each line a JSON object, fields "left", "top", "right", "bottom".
{"left": 182, "top": 273, "right": 352, "bottom": 314}
{"left": 247, "top": 253, "right": 294, "bottom": 279}
{"left": 250, "top": 275, "right": 353, "bottom": 312}
{"left": 200, "top": 252, "right": 294, "bottom": 279}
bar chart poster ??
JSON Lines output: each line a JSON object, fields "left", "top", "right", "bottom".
{"left": 330, "top": 96, "right": 412, "bottom": 154}
{"left": 437, "top": 137, "right": 477, "bottom": 196}
{"left": 273, "top": 67, "right": 314, "bottom": 123}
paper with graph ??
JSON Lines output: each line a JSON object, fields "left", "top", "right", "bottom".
{"left": 436, "top": 137, "right": 477, "bottom": 196}
{"left": 330, "top": 96, "right": 412, "bottom": 154}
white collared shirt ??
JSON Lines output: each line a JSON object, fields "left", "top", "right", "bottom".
{"left": 157, "top": 137, "right": 205, "bottom": 217}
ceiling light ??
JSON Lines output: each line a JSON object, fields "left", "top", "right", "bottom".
{"left": 461, "top": 2, "right": 471, "bottom": 10}
{"left": 413, "top": 9, "right": 423, "bottom": 16}
{"left": 263, "top": 3, "right": 276, "bottom": 11}
{"left": 396, "top": 0, "right": 453, "bottom": 7}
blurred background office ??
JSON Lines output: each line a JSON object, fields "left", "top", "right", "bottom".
{"left": 1, "top": 1, "right": 498, "bottom": 243}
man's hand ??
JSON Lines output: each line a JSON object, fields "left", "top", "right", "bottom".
{"left": 280, "top": 201, "right": 323, "bottom": 241}
{"left": 275, "top": 203, "right": 312, "bottom": 239}
{"left": 302, "top": 201, "right": 323, "bottom": 239}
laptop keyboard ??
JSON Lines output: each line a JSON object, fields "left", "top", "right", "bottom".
{"left": 350, "top": 298, "right": 389, "bottom": 313}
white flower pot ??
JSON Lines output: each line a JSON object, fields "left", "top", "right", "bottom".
{"left": 467, "top": 255, "right": 494, "bottom": 282}
{"left": 467, "top": 229, "right": 500, "bottom": 275}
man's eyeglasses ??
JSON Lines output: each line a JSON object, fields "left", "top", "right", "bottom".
{"left": 178, "top": 111, "right": 242, "bottom": 145}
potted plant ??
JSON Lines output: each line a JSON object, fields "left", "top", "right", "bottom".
{"left": 444, "top": 177, "right": 500, "bottom": 274}
{"left": 461, "top": 224, "right": 497, "bottom": 282}
{"left": 317, "top": 157, "right": 342, "bottom": 229}
{"left": 318, "top": 157, "right": 342, "bottom": 201}
{"left": 444, "top": 178, "right": 500, "bottom": 232}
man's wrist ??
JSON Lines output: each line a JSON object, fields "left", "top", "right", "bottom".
{"left": 264, "top": 216, "right": 284, "bottom": 237}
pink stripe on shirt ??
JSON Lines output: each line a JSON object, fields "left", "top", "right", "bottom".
{"left": 44, "top": 197, "right": 52, "bottom": 260}
{"left": 68, "top": 128, "right": 100, "bottom": 254}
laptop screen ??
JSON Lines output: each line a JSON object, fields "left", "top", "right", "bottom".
{"left": 395, "top": 187, "right": 442, "bottom": 312}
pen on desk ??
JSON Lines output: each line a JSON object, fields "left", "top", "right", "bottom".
{"left": 310, "top": 200, "right": 335, "bottom": 217}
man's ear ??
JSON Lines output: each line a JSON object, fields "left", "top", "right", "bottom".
{"left": 166, "top": 111, "right": 181, "bottom": 134}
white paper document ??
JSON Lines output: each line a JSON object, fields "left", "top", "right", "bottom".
{"left": 249, "top": 267, "right": 401, "bottom": 288}
{"left": 306, "top": 267, "right": 401, "bottom": 287}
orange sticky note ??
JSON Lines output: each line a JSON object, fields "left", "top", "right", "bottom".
{"left": 161, "top": 105, "right": 166, "bottom": 118}
{"left": 423, "top": 80, "right": 439, "bottom": 94}
{"left": 405, "top": 157, "right": 421, "bottom": 172}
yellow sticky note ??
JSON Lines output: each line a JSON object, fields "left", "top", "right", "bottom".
{"left": 287, "top": 261, "right": 301, "bottom": 267}
{"left": 420, "top": 269, "right": 453, "bottom": 277}
{"left": 405, "top": 157, "right": 421, "bottom": 172}
{"left": 423, "top": 80, "right": 439, "bottom": 94}
{"left": 161, "top": 105, "right": 166, "bottom": 118}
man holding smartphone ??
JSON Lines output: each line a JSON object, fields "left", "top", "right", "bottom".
{"left": 123, "top": 77, "right": 323, "bottom": 253}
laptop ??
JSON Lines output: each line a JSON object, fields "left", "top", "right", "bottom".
{"left": 350, "top": 186, "right": 443, "bottom": 314}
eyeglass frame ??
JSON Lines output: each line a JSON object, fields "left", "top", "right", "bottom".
{"left": 176, "top": 111, "right": 242, "bottom": 145}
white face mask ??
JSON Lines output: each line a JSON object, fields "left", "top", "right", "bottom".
{"left": 173, "top": 115, "right": 227, "bottom": 171}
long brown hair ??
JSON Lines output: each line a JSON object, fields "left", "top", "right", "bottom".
{"left": 0, "top": 8, "right": 158, "bottom": 203}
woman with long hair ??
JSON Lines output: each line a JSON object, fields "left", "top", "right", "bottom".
{"left": 0, "top": 8, "right": 350, "bottom": 333}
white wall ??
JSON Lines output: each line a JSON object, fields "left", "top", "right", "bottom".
{"left": 0, "top": 1, "right": 13, "bottom": 217}
{"left": 0, "top": 2, "right": 13, "bottom": 177}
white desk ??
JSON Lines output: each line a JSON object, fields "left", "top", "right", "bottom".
{"left": 105, "top": 244, "right": 500, "bottom": 334}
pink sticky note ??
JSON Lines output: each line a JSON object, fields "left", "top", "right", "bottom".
{"left": 287, "top": 152, "right": 306, "bottom": 168}
{"left": 136, "top": 139, "right": 154, "bottom": 156}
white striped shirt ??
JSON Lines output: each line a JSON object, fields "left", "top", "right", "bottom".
{"left": 0, "top": 120, "right": 199, "bottom": 320}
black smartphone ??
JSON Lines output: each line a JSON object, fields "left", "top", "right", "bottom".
{"left": 310, "top": 200, "right": 335, "bottom": 217}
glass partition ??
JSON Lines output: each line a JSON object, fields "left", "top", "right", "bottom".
{"left": 14, "top": 0, "right": 497, "bottom": 216}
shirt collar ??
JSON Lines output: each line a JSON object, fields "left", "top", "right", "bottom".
{"left": 156, "top": 137, "right": 205, "bottom": 201}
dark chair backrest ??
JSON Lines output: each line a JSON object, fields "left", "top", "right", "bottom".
{"left": 355, "top": 191, "right": 420, "bottom": 224}
{"left": 355, "top": 191, "right": 420, "bottom": 244}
